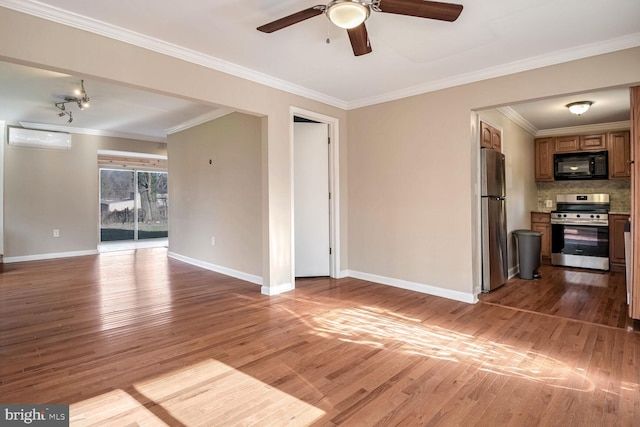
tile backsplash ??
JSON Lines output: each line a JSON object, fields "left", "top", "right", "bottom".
{"left": 537, "top": 180, "right": 631, "bottom": 213}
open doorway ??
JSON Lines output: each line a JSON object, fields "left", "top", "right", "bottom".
{"left": 474, "top": 85, "right": 636, "bottom": 325}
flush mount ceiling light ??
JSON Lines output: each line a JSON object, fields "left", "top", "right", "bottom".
{"left": 326, "top": 0, "right": 370, "bottom": 29}
{"left": 54, "top": 79, "right": 91, "bottom": 123}
{"left": 566, "top": 101, "right": 593, "bottom": 116}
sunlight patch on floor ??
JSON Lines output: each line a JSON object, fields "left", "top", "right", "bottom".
{"left": 70, "top": 389, "right": 169, "bottom": 426}
{"left": 309, "top": 306, "right": 596, "bottom": 392}
{"left": 71, "top": 360, "right": 325, "bottom": 426}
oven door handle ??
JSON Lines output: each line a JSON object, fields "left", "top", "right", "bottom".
{"left": 551, "top": 221, "right": 609, "bottom": 227}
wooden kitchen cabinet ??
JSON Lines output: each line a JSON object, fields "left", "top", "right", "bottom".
{"left": 553, "top": 134, "right": 606, "bottom": 153}
{"left": 534, "top": 138, "right": 554, "bottom": 181}
{"left": 609, "top": 214, "right": 630, "bottom": 272}
{"left": 609, "top": 130, "right": 631, "bottom": 178}
{"left": 531, "top": 212, "right": 551, "bottom": 262}
{"left": 480, "top": 121, "right": 502, "bottom": 151}
{"left": 580, "top": 133, "right": 606, "bottom": 151}
{"left": 554, "top": 135, "right": 580, "bottom": 153}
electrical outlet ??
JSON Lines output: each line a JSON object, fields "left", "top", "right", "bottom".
{"left": 211, "top": 236, "right": 215, "bottom": 246}
{"left": 545, "top": 200, "right": 553, "bottom": 208}
{"left": 53, "top": 229, "right": 60, "bottom": 238}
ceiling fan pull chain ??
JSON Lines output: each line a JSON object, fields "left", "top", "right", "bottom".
{"left": 326, "top": 19, "right": 331, "bottom": 43}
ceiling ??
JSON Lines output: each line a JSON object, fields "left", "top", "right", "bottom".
{"left": 1, "top": 0, "right": 639, "bottom": 140}
{"left": 0, "top": 61, "right": 227, "bottom": 142}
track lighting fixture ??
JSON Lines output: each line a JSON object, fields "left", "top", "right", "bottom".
{"left": 54, "top": 79, "right": 90, "bottom": 122}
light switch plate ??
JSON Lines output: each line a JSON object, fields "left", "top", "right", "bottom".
{"left": 545, "top": 200, "right": 553, "bottom": 208}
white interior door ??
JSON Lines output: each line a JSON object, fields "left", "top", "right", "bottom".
{"left": 294, "top": 122, "right": 330, "bottom": 277}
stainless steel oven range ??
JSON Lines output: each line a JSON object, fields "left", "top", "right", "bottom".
{"left": 550, "top": 194, "right": 610, "bottom": 271}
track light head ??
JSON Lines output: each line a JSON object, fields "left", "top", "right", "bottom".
{"left": 53, "top": 79, "right": 91, "bottom": 121}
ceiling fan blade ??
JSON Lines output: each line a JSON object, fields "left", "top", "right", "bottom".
{"left": 377, "top": 0, "right": 463, "bottom": 22}
{"left": 347, "top": 23, "right": 372, "bottom": 56}
{"left": 257, "top": 6, "right": 325, "bottom": 33}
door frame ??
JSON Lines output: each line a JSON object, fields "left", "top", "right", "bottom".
{"left": 290, "top": 107, "right": 341, "bottom": 279}
{"left": 97, "top": 150, "right": 168, "bottom": 252}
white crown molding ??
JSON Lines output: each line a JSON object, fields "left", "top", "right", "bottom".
{"left": 2, "top": 1, "right": 639, "bottom": 112}
{"left": 0, "top": 0, "right": 348, "bottom": 110}
{"left": 19, "top": 121, "right": 166, "bottom": 142}
{"left": 346, "top": 32, "right": 640, "bottom": 110}
{"left": 496, "top": 106, "right": 538, "bottom": 136}
{"left": 165, "top": 109, "right": 233, "bottom": 135}
{"left": 536, "top": 120, "right": 630, "bottom": 137}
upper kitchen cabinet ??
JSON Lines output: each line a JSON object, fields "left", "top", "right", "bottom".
{"left": 535, "top": 137, "right": 554, "bottom": 181}
{"left": 554, "top": 135, "right": 580, "bottom": 153}
{"left": 535, "top": 130, "right": 629, "bottom": 182}
{"left": 480, "top": 121, "right": 502, "bottom": 151}
{"left": 609, "top": 130, "right": 631, "bottom": 178}
{"left": 554, "top": 134, "right": 606, "bottom": 152}
{"left": 580, "top": 134, "right": 607, "bottom": 151}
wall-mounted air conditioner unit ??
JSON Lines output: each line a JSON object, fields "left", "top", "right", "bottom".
{"left": 8, "top": 127, "right": 71, "bottom": 150}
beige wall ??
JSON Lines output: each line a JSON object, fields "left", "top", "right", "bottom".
{"left": 3, "top": 134, "right": 166, "bottom": 258}
{"left": 0, "top": 7, "right": 349, "bottom": 293}
{"left": 2, "top": 7, "right": 639, "bottom": 300}
{"left": 167, "top": 113, "right": 262, "bottom": 277}
{"left": 478, "top": 110, "right": 537, "bottom": 276}
{"left": 348, "top": 48, "right": 640, "bottom": 299}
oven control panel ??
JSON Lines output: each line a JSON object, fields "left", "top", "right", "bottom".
{"left": 550, "top": 212, "right": 608, "bottom": 226}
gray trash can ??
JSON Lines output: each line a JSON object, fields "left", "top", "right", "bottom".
{"left": 513, "top": 229, "right": 542, "bottom": 280}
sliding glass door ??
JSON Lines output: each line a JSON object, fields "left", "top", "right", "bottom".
{"left": 136, "top": 171, "right": 168, "bottom": 240}
{"left": 100, "top": 168, "right": 168, "bottom": 242}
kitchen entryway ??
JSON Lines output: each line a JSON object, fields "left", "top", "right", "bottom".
{"left": 479, "top": 265, "right": 636, "bottom": 330}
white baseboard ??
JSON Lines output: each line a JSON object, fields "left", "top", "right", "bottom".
{"left": 167, "top": 252, "right": 263, "bottom": 286}
{"left": 261, "top": 282, "right": 294, "bottom": 296}
{"left": 346, "top": 270, "right": 478, "bottom": 304}
{"left": 337, "top": 270, "right": 350, "bottom": 279}
{"left": 4, "top": 249, "right": 99, "bottom": 263}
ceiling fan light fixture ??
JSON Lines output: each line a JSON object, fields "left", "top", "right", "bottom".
{"left": 566, "top": 101, "right": 593, "bottom": 116}
{"left": 327, "top": 0, "right": 370, "bottom": 29}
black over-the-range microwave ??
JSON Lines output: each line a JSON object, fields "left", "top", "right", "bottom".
{"left": 554, "top": 151, "right": 608, "bottom": 180}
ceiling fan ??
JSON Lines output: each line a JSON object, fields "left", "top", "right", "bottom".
{"left": 257, "top": 0, "right": 463, "bottom": 56}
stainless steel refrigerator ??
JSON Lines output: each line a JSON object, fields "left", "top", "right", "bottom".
{"left": 481, "top": 148, "right": 508, "bottom": 292}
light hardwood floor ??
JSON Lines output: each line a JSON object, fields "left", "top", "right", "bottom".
{"left": 1, "top": 249, "right": 639, "bottom": 426}
{"left": 479, "top": 264, "right": 634, "bottom": 330}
